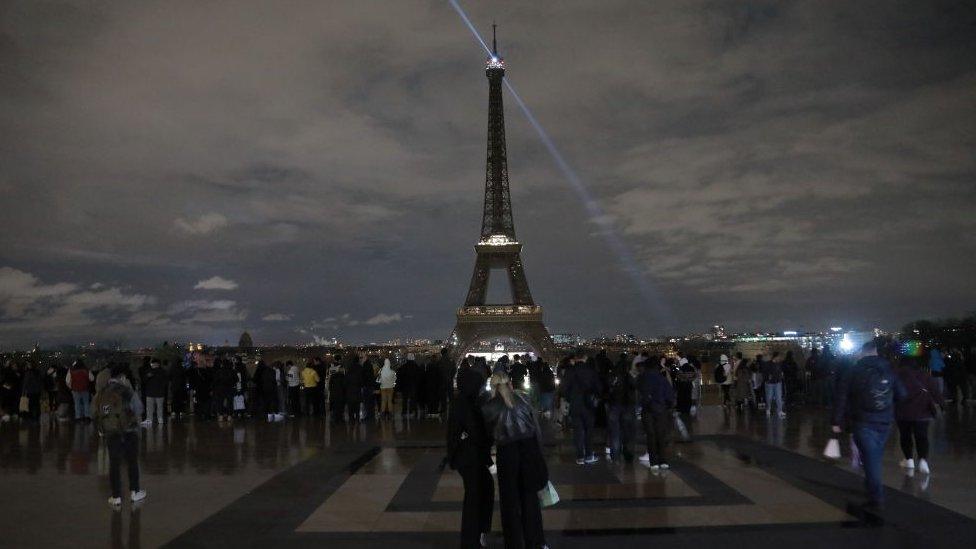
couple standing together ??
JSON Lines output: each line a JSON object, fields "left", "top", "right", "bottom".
{"left": 446, "top": 367, "right": 550, "bottom": 549}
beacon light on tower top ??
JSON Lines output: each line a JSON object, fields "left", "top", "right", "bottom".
{"left": 486, "top": 23, "right": 505, "bottom": 71}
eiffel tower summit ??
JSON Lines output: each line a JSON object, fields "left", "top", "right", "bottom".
{"left": 451, "top": 26, "right": 555, "bottom": 361}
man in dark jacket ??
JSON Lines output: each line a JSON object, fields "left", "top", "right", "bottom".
{"left": 636, "top": 359, "right": 675, "bottom": 468}
{"left": 560, "top": 351, "right": 602, "bottom": 464}
{"left": 343, "top": 354, "right": 365, "bottom": 421}
{"left": 142, "top": 359, "right": 168, "bottom": 425}
{"left": 605, "top": 355, "right": 636, "bottom": 462}
{"left": 832, "top": 339, "right": 906, "bottom": 509}
{"left": 397, "top": 355, "right": 420, "bottom": 418}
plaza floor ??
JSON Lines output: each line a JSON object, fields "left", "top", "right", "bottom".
{"left": 1, "top": 403, "right": 974, "bottom": 548}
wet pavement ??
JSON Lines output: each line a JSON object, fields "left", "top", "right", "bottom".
{"left": 1, "top": 403, "right": 974, "bottom": 548}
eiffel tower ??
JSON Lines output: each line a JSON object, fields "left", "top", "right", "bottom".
{"left": 451, "top": 26, "right": 555, "bottom": 362}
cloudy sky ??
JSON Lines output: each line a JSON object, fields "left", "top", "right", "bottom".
{"left": 1, "top": 1, "right": 974, "bottom": 349}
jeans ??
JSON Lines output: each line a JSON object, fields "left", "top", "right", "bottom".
{"left": 107, "top": 432, "right": 140, "bottom": 498}
{"left": 606, "top": 404, "right": 636, "bottom": 460}
{"left": 764, "top": 382, "right": 784, "bottom": 414}
{"left": 146, "top": 397, "right": 165, "bottom": 423}
{"left": 570, "top": 406, "right": 595, "bottom": 459}
{"left": 897, "top": 419, "right": 930, "bottom": 460}
{"left": 72, "top": 391, "right": 91, "bottom": 419}
{"left": 852, "top": 423, "right": 890, "bottom": 504}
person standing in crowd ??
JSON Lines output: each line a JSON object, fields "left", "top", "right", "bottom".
{"left": 68, "top": 359, "right": 94, "bottom": 422}
{"left": 715, "top": 354, "right": 733, "bottom": 408}
{"left": 560, "top": 351, "right": 601, "bottom": 465}
{"left": 21, "top": 363, "right": 43, "bottom": 421}
{"left": 398, "top": 354, "right": 420, "bottom": 418}
{"left": 273, "top": 361, "right": 288, "bottom": 419}
{"left": 782, "top": 350, "right": 801, "bottom": 403}
{"left": 482, "top": 372, "right": 549, "bottom": 549}
{"left": 95, "top": 364, "right": 112, "bottom": 394}
{"left": 257, "top": 360, "right": 282, "bottom": 422}
{"left": 637, "top": 358, "right": 675, "bottom": 469}
{"left": 327, "top": 359, "right": 345, "bottom": 422}
{"left": 45, "top": 363, "right": 60, "bottom": 420}
{"left": 190, "top": 360, "right": 214, "bottom": 420}
{"left": 446, "top": 367, "right": 494, "bottom": 549}
{"left": 605, "top": 356, "right": 636, "bottom": 462}
{"left": 896, "top": 354, "right": 943, "bottom": 474}
{"left": 927, "top": 346, "right": 946, "bottom": 400}
{"left": 344, "top": 353, "right": 365, "bottom": 422}
{"left": 509, "top": 355, "right": 528, "bottom": 391}
{"left": 425, "top": 355, "right": 443, "bottom": 418}
{"left": 439, "top": 347, "right": 457, "bottom": 412}
{"left": 302, "top": 359, "right": 322, "bottom": 417}
{"left": 363, "top": 356, "right": 380, "bottom": 420}
{"left": 213, "top": 358, "right": 236, "bottom": 422}
{"left": 761, "top": 352, "right": 787, "bottom": 418}
{"left": 832, "top": 339, "right": 906, "bottom": 510}
{"left": 232, "top": 357, "right": 248, "bottom": 419}
{"left": 805, "top": 348, "right": 821, "bottom": 404}
{"left": 93, "top": 364, "right": 146, "bottom": 509}
{"left": 142, "top": 359, "right": 168, "bottom": 426}
{"left": 731, "top": 353, "right": 752, "bottom": 410}
{"left": 170, "top": 361, "right": 188, "bottom": 420}
{"left": 536, "top": 359, "right": 557, "bottom": 419}
{"left": 673, "top": 356, "right": 696, "bottom": 415}
{"left": 285, "top": 361, "right": 301, "bottom": 418}
{"left": 379, "top": 358, "right": 397, "bottom": 419}
{"left": 751, "top": 355, "right": 766, "bottom": 410}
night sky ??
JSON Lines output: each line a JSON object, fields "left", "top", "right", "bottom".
{"left": 1, "top": 1, "right": 975, "bottom": 349}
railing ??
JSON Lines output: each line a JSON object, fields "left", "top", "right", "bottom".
{"left": 458, "top": 305, "right": 542, "bottom": 316}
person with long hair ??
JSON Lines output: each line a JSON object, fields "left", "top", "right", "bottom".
{"left": 379, "top": 358, "right": 397, "bottom": 418}
{"left": 446, "top": 367, "right": 494, "bottom": 548}
{"left": 482, "top": 372, "right": 549, "bottom": 549}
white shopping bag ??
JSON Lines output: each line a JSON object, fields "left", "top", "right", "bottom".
{"left": 538, "top": 481, "right": 560, "bottom": 507}
{"left": 823, "top": 438, "right": 841, "bottom": 459}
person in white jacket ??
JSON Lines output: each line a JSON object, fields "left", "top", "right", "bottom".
{"left": 379, "top": 359, "right": 397, "bottom": 419}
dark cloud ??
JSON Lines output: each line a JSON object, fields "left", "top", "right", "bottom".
{"left": 1, "top": 1, "right": 975, "bottom": 348}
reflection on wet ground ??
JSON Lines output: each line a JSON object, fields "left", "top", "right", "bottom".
{"left": 1, "top": 403, "right": 974, "bottom": 548}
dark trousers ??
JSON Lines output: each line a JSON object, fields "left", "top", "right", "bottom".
{"left": 261, "top": 391, "right": 278, "bottom": 416}
{"left": 27, "top": 394, "right": 41, "bottom": 420}
{"left": 853, "top": 423, "right": 890, "bottom": 504}
{"left": 329, "top": 395, "right": 344, "bottom": 420}
{"left": 401, "top": 391, "right": 418, "bottom": 416}
{"left": 171, "top": 390, "right": 187, "bottom": 418}
{"left": 641, "top": 409, "right": 671, "bottom": 465}
{"left": 107, "top": 432, "right": 140, "bottom": 498}
{"left": 897, "top": 419, "right": 930, "bottom": 460}
{"left": 496, "top": 440, "right": 545, "bottom": 549}
{"left": 459, "top": 465, "right": 494, "bottom": 548}
{"left": 571, "top": 406, "right": 595, "bottom": 459}
{"left": 721, "top": 384, "right": 732, "bottom": 405}
{"left": 288, "top": 387, "right": 301, "bottom": 416}
{"left": 346, "top": 399, "right": 361, "bottom": 420}
{"left": 606, "top": 404, "right": 635, "bottom": 460}
{"left": 308, "top": 387, "right": 324, "bottom": 417}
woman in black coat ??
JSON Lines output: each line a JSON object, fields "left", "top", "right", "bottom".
{"left": 447, "top": 367, "right": 494, "bottom": 548}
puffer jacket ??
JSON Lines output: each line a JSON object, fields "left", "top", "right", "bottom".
{"left": 481, "top": 391, "right": 539, "bottom": 446}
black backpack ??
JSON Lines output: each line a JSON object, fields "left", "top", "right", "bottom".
{"left": 95, "top": 384, "right": 136, "bottom": 434}
{"left": 858, "top": 361, "right": 894, "bottom": 413}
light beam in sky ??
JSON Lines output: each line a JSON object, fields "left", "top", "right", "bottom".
{"left": 447, "top": 0, "right": 672, "bottom": 326}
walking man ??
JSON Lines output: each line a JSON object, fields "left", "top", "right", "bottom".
{"left": 560, "top": 351, "right": 602, "bottom": 465}
{"left": 831, "top": 339, "right": 905, "bottom": 510}
{"left": 637, "top": 359, "right": 675, "bottom": 469}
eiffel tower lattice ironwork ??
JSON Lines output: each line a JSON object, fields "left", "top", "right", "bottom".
{"left": 451, "top": 26, "right": 555, "bottom": 361}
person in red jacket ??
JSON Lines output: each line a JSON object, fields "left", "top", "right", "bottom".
{"left": 68, "top": 359, "right": 94, "bottom": 421}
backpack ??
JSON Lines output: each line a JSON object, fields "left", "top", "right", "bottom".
{"left": 858, "top": 361, "right": 893, "bottom": 413}
{"left": 713, "top": 364, "right": 727, "bottom": 384}
{"left": 95, "top": 385, "right": 136, "bottom": 434}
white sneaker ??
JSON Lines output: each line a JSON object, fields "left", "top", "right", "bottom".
{"left": 900, "top": 458, "right": 915, "bottom": 469}
{"left": 649, "top": 464, "right": 660, "bottom": 471}
{"left": 575, "top": 458, "right": 586, "bottom": 465}
{"left": 660, "top": 463, "right": 670, "bottom": 470}
{"left": 779, "top": 412, "right": 787, "bottom": 418}
{"left": 479, "top": 533, "right": 488, "bottom": 547}
{"left": 140, "top": 419, "right": 152, "bottom": 426}
{"left": 585, "top": 455, "right": 599, "bottom": 464}
{"left": 918, "top": 459, "right": 930, "bottom": 475}
{"left": 638, "top": 453, "right": 650, "bottom": 462}
{"left": 131, "top": 490, "right": 146, "bottom": 502}
{"left": 108, "top": 497, "right": 122, "bottom": 508}
{"left": 605, "top": 446, "right": 611, "bottom": 455}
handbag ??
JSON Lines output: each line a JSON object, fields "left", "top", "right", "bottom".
{"left": 538, "top": 481, "right": 560, "bottom": 507}
{"left": 673, "top": 412, "right": 691, "bottom": 442}
{"left": 233, "top": 395, "right": 246, "bottom": 411}
{"left": 19, "top": 396, "right": 29, "bottom": 413}
{"left": 823, "top": 438, "right": 841, "bottom": 459}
